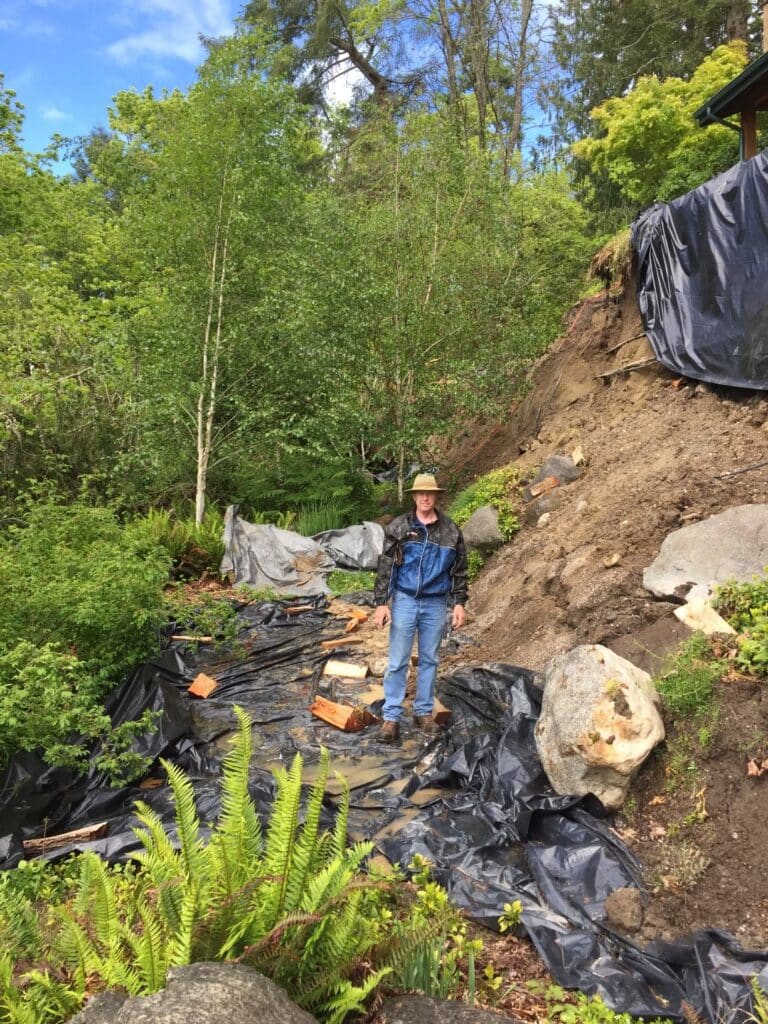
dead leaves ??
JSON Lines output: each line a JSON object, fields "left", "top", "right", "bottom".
{"left": 746, "top": 757, "right": 768, "bottom": 778}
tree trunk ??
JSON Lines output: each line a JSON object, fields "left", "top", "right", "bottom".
{"left": 510, "top": 0, "right": 533, "bottom": 154}
{"left": 725, "top": 0, "right": 749, "bottom": 41}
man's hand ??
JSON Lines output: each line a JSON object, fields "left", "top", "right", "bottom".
{"left": 374, "top": 604, "right": 391, "bottom": 629}
{"left": 452, "top": 604, "right": 466, "bottom": 629}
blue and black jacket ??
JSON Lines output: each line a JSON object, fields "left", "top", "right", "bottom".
{"left": 373, "top": 511, "right": 468, "bottom": 606}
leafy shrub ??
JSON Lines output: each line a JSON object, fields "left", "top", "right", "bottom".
{"left": 656, "top": 633, "right": 725, "bottom": 718}
{"left": 1, "top": 710, "right": 450, "bottom": 1024}
{"left": 448, "top": 464, "right": 520, "bottom": 542}
{"left": 539, "top": 984, "right": 673, "bottom": 1024}
{"left": 0, "top": 499, "right": 170, "bottom": 683}
{"left": 129, "top": 506, "right": 225, "bottom": 578}
{"left": 163, "top": 586, "right": 240, "bottom": 646}
{"left": 0, "top": 500, "right": 170, "bottom": 770}
{"left": 714, "top": 572, "right": 768, "bottom": 676}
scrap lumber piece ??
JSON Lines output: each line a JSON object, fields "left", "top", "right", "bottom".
{"left": 344, "top": 618, "right": 360, "bottom": 634}
{"left": 309, "top": 696, "right": 379, "bottom": 732}
{"left": 347, "top": 606, "right": 369, "bottom": 622}
{"left": 323, "top": 659, "right": 369, "bottom": 679}
{"left": 433, "top": 698, "right": 453, "bottom": 726}
{"left": 188, "top": 672, "right": 218, "bottom": 698}
{"left": 528, "top": 475, "right": 559, "bottom": 499}
{"left": 171, "top": 634, "right": 214, "bottom": 643}
{"left": 320, "top": 636, "right": 363, "bottom": 651}
{"left": 23, "top": 821, "right": 108, "bottom": 856}
{"left": 284, "top": 604, "right": 315, "bottom": 616}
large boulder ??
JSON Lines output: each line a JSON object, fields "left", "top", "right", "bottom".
{"left": 461, "top": 505, "right": 504, "bottom": 553}
{"left": 378, "top": 994, "right": 520, "bottom": 1023}
{"left": 643, "top": 504, "right": 768, "bottom": 599}
{"left": 534, "top": 645, "right": 665, "bottom": 810}
{"left": 68, "top": 963, "right": 318, "bottom": 1024}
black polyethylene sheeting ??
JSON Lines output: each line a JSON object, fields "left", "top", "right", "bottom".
{"left": 1, "top": 611, "right": 767, "bottom": 1022}
{"left": 632, "top": 150, "right": 768, "bottom": 390}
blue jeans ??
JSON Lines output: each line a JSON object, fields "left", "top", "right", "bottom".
{"left": 383, "top": 591, "right": 448, "bottom": 721}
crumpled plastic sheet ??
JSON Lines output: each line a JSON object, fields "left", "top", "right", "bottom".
{"left": 312, "top": 522, "right": 384, "bottom": 571}
{"left": 220, "top": 506, "right": 334, "bottom": 595}
{"left": 632, "top": 150, "right": 768, "bottom": 390}
{"left": 1, "top": 610, "right": 766, "bottom": 1022}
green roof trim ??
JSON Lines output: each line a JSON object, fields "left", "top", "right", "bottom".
{"left": 694, "top": 49, "right": 768, "bottom": 126}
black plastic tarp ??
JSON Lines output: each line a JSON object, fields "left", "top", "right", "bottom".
{"left": 632, "top": 150, "right": 768, "bottom": 390}
{"left": 2, "top": 606, "right": 768, "bottom": 1022}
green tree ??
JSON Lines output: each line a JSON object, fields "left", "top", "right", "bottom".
{"left": 549, "top": 0, "right": 757, "bottom": 145}
{"left": 573, "top": 42, "right": 748, "bottom": 207}
{"left": 120, "top": 35, "right": 319, "bottom": 522}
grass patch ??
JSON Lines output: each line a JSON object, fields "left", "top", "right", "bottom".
{"left": 655, "top": 633, "right": 725, "bottom": 719}
{"left": 328, "top": 570, "right": 376, "bottom": 595}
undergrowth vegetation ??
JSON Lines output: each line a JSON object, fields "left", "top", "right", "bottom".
{"left": 0, "top": 499, "right": 170, "bottom": 772}
{"left": 715, "top": 572, "right": 768, "bottom": 676}
{"left": 0, "top": 710, "right": 477, "bottom": 1023}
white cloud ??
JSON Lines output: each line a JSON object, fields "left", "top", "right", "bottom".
{"left": 41, "top": 104, "right": 71, "bottom": 120}
{"left": 106, "top": 0, "right": 234, "bottom": 65}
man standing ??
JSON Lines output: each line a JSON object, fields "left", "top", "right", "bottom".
{"left": 373, "top": 473, "right": 468, "bottom": 743}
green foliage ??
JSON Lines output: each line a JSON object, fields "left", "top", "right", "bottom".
{"left": 327, "top": 570, "right": 376, "bottom": 596}
{"left": 0, "top": 710, "right": 453, "bottom": 1023}
{"left": 449, "top": 464, "right": 520, "bottom": 542}
{"left": 0, "top": 499, "right": 169, "bottom": 771}
{"left": 539, "top": 982, "right": 673, "bottom": 1024}
{"left": 714, "top": 572, "right": 768, "bottom": 676}
{"left": 466, "top": 550, "right": 485, "bottom": 583}
{"left": 163, "top": 587, "right": 240, "bottom": 648}
{"left": 655, "top": 633, "right": 725, "bottom": 719}
{"left": 0, "top": 499, "right": 170, "bottom": 682}
{"left": 129, "top": 508, "right": 225, "bottom": 578}
{"left": 294, "top": 500, "right": 348, "bottom": 537}
{"left": 573, "top": 43, "right": 748, "bottom": 207}
{"left": 749, "top": 976, "right": 768, "bottom": 1024}
{"left": 498, "top": 899, "right": 522, "bottom": 933}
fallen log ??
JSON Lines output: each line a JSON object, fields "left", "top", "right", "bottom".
{"left": 596, "top": 357, "right": 657, "bottom": 381}
{"left": 23, "top": 821, "right": 108, "bottom": 856}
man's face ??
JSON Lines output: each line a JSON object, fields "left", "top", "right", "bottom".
{"left": 413, "top": 490, "right": 437, "bottom": 515}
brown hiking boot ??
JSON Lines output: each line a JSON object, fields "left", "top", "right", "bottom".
{"left": 413, "top": 715, "right": 441, "bottom": 735}
{"left": 378, "top": 720, "right": 400, "bottom": 744}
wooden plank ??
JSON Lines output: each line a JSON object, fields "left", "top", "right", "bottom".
{"left": 23, "top": 821, "right": 108, "bottom": 856}
{"left": 172, "top": 634, "right": 214, "bottom": 643}
{"left": 433, "top": 698, "right": 452, "bottom": 725}
{"left": 324, "top": 659, "right": 369, "bottom": 679}
{"left": 344, "top": 618, "right": 360, "bottom": 634}
{"left": 347, "top": 607, "right": 369, "bottom": 622}
{"left": 319, "top": 636, "right": 363, "bottom": 650}
{"left": 528, "top": 475, "right": 559, "bottom": 499}
{"left": 188, "top": 672, "right": 218, "bottom": 698}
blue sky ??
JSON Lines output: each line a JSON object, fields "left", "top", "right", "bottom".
{"left": 0, "top": 0, "right": 241, "bottom": 156}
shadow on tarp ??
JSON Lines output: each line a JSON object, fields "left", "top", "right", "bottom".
{"left": 1, "top": 602, "right": 766, "bottom": 1022}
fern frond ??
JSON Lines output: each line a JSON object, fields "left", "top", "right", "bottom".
{"left": 300, "top": 841, "right": 373, "bottom": 913}
{"left": 210, "top": 706, "right": 263, "bottom": 898}
{"left": 330, "top": 771, "right": 350, "bottom": 858}
{"left": 75, "top": 852, "right": 119, "bottom": 952}
{"left": 168, "top": 879, "right": 199, "bottom": 968}
{"left": 133, "top": 904, "right": 170, "bottom": 992}
{"left": 283, "top": 747, "right": 329, "bottom": 910}
{"left": 320, "top": 968, "right": 392, "bottom": 1024}
{"left": 162, "top": 759, "right": 206, "bottom": 886}
{"left": 262, "top": 752, "right": 303, "bottom": 925}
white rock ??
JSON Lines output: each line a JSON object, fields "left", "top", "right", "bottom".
{"left": 534, "top": 645, "right": 665, "bottom": 811}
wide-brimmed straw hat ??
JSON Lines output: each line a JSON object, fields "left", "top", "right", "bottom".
{"left": 407, "top": 473, "right": 445, "bottom": 493}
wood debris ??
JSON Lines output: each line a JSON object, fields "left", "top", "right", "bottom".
{"left": 188, "top": 672, "right": 218, "bottom": 698}
{"left": 323, "top": 659, "right": 369, "bottom": 679}
{"left": 309, "top": 696, "right": 379, "bottom": 732}
{"left": 23, "top": 821, "right": 108, "bottom": 856}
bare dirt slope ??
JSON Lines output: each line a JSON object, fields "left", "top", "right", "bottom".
{"left": 441, "top": 284, "right": 768, "bottom": 950}
{"left": 453, "top": 286, "right": 768, "bottom": 674}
